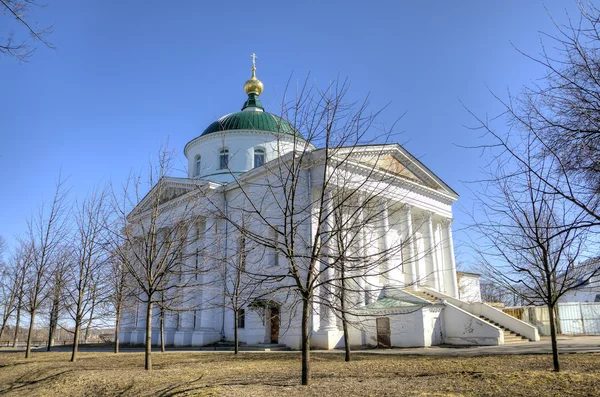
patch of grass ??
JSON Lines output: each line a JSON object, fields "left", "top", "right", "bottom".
{"left": 0, "top": 352, "right": 599, "bottom": 396}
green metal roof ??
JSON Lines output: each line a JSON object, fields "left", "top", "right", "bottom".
{"left": 201, "top": 110, "right": 301, "bottom": 137}
{"left": 362, "top": 297, "right": 428, "bottom": 310}
{"left": 242, "top": 93, "right": 264, "bottom": 110}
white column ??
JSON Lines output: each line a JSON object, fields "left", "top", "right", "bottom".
{"left": 319, "top": 191, "right": 337, "bottom": 331}
{"left": 356, "top": 204, "right": 366, "bottom": 307}
{"left": 444, "top": 219, "right": 459, "bottom": 298}
{"left": 404, "top": 205, "right": 418, "bottom": 288}
{"left": 426, "top": 213, "right": 440, "bottom": 291}
{"left": 434, "top": 223, "right": 446, "bottom": 293}
{"left": 379, "top": 200, "right": 391, "bottom": 284}
{"left": 198, "top": 217, "right": 216, "bottom": 329}
{"left": 178, "top": 225, "right": 195, "bottom": 330}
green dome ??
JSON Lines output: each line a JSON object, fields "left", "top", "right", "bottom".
{"left": 201, "top": 110, "right": 301, "bottom": 137}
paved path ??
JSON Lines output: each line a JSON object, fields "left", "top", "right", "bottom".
{"left": 2, "top": 336, "right": 599, "bottom": 356}
{"left": 351, "top": 336, "right": 600, "bottom": 356}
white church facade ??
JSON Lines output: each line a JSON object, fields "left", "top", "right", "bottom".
{"left": 119, "top": 59, "right": 540, "bottom": 349}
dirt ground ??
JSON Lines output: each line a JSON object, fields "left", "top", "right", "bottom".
{"left": 0, "top": 351, "right": 599, "bottom": 396}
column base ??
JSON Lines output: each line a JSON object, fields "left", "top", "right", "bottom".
{"left": 311, "top": 329, "right": 343, "bottom": 350}
{"left": 174, "top": 329, "right": 194, "bottom": 346}
{"left": 191, "top": 329, "right": 221, "bottom": 346}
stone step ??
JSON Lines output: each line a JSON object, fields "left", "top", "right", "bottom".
{"left": 409, "top": 291, "right": 438, "bottom": 303}
{"left": 478, "top": 315, "right": 530, "bottom": 343}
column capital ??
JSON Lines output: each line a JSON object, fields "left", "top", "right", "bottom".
{"left": 442, "top": 218, "right": 454, "bottom": 228}
{"left": 425, "top": 211, "right": 435, "bottom": 222}
{"left": 402, "top": 204, "right": 412, "bottom": 216}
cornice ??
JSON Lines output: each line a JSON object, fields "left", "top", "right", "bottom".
{"left": 183, "top": 129, "right": 307, "bottom": 157}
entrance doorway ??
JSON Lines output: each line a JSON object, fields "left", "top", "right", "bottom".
{"left": 270, "top": 307, "right": 280, "bottom": 343}
{"left": 376, "top": 317, "right": 391, "bottom": 348}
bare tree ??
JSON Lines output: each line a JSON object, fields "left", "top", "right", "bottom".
{"left": 207, "top": 77, "right": 427, "bottom": 385}
{"left": 109, "top": 148, "right": 202, "bottom": 370}
{"left": 218, "top": 219, "right": 268, "bottom": 354}
{"left": 107, "top": 252, "right": 130, "bottom": 354}
{"left": 465, "top": 2, "right": 600, "bottom": 234}
{"left": 469, "top": 135, "right": 595, "bottom": 372}
{"left": 64, "top": 188, "right": 109, "bottom": 362}
{"left": 22, "top": 176, "right": 69, "bottom": 359}
{"left": 45, "top": 247, "right": 70, "bottom": 351}
{"left": 11, "top": 243, "right": 30, "bottom": 347}
{"left": 0, "top": 256, "right": 18, "bottom": 342}
{"left": 0, "top": 0, "right": 54, "bottom": 61}
{"left": 464, "top": 2, "right": 600, "bottom": 372}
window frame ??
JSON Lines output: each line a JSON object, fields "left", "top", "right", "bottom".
{"left": 254, "top": 147, "right": 265, "bottom": 168}
{"left": 219, "top": 148, "right": 229, "bottom": 170}
{"left": 195, "top": 155, "right": 201, "bottom": 176}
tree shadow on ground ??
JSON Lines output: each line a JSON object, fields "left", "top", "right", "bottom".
{"left": 151, "top": 376, "right": 206, "bottom": 397}
{"left": 0, "top": 369, "right": 72, "bottom": 395}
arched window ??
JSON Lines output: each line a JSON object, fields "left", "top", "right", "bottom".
{"left": 254, "top": 147, "right": 265, "bottom": 168}
{"left": 219, "top": 148, "right": 229, "bottom": 169}
{"left": 195, "top": 155, "right": 201, "bottom": 176}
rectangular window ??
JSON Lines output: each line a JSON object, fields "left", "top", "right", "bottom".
{"left": 254, "top": 148, "right": 265, "bottom": 168}
{"left": 219, "top": 149, "right": 229, "bottom": 169}
{"left": 237, "top": 309, "right": 245, "bottom": 329}
{"left": 195, "top": 156, "right": 201, "bottom": 176}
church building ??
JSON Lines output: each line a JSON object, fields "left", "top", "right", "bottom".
{"left": 119, "top": 57, "right": 539, "bottom": 349}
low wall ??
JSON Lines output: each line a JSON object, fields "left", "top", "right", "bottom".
{"left": 442, "top": 303, "right": 502, "bottom": 345}
{"left": 424, "top": 287, "right": 540, "bottom": 341}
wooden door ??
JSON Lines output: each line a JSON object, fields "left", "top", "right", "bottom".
{"left": 376, "top": 317, "right": 391, "bottom": 348}
{"left": 270, "top": 307, "right": 280, "bottom": 343}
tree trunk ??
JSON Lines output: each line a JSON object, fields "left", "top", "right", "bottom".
{"left": 160, "top": 307, "right": 165, "bottom": 353}
{"left": 341, "top": 310, "right": 351, "bottom": 362}
{"left": 12, "top": 302, "right": 21, "bottom": 348}
{"left": 47, "top": 296, "right": 59, "bottom": 351}
{"left": 234, "top": 310, "right": 239, "bottom": 355}
{"left": 71, "top": 322, "right": 81, "bottom": 362}
{"left": 548, "top": 303, "right": 560, "bottom": 372}
{"left": 340, "top": 263, "right": 351, "bottom": 362}
{"left": 25, "top": 308, "right": 36, "bottom": 359}
{"left": 145, "top": 300, "right": 153, "bottom": 370}
{"left": 84, "top": 295, "right": 96, "bottom": 344}
{"left": 0, "top": 323, "right": 5, "bottom": 342}
{"left": 301, "top": 295, "right": 311, "bottom": 386}
{"left": 114, "top": 303, "right": 121, "bottom": 354}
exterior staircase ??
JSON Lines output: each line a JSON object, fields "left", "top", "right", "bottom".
{"left": 476, "top": 316, "right": 529, "bottom": 344}
{"left": 406, "top": 288, "right": 532, "bottom": 344}
{"left": 408, "top": 289, "right": 439, "bottom": 303}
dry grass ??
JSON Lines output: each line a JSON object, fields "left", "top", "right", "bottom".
{"left": 0, "top": 351, "right": 599, "bottom": 396}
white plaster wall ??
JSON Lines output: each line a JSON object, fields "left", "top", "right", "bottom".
{"left": 458, "top": 274, "right": 482, "bottom": 302}
{"left": 389, "top": 310, "right": 426, "bottom": 347}
{"left": 185, "top": 130, "right": 304, "bottom": 183}
{"left": 422, "top": 307, "right": 443, "bottom": 346}
{"left": 442, "top": 303, "right": 501, "bottom": 345}
{"left": 560, "top": 290, "right": 600, "bottom": 303}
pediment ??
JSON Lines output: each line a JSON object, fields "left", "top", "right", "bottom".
{"left": 130, "top": 178, "right": 195, "bottom": 217}
{"left": 362, "top": 155, "right": 426, "bottom": 185}
{"left": 348, "top": 145, "right": 458, "bottom": 198}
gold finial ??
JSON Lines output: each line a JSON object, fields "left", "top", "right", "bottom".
{"left": 244, "top": 53, "right": 264, "bottom": 95}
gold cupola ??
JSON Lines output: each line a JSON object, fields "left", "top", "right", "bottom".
{"left": 244, "top": 53, "right": 264, "bottom": 96}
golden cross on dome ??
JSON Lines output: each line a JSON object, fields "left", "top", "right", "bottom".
{"left": 251, "top": 53, "right": 257, "bottom": 69}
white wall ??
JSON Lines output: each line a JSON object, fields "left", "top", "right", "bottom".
{"left": 458, "top": 273, "right": 482, "bottom": 302}
{"left": 442, "top": 303, "right": 502, "bottom": 345}
{"left": 560, "top": 290, "right": 600, "bottom": 303}
{"left": 185, "top": 130, "right": 303, "bottom": 183}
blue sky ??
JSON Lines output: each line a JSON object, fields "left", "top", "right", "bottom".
{"left": 0, "top": 1, "right": 583, "bottom": 265}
